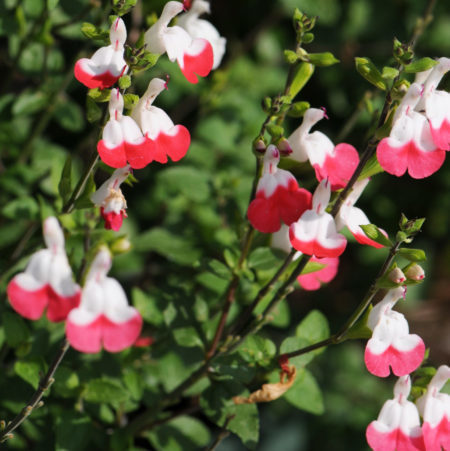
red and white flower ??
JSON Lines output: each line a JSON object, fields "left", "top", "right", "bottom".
{"left": 419, "top": 57, "right": 450, "bottom": 151}
{"left": 271, "top": 225, "right": 339, "bottom": 291}
{"left": 74, "top": 17, "right": 128, "bottom": 89}
{"left": 364, "top": 287, "right": 425, "bottom": 377}
{"left": 247, "top": 145, "right": 312, "bottom": 233}
{"left": 178, "top": 0, "right": 226, "bottom": 70}
{"left": 366, "top": 375, "right": 425, "bottom": 451}
{"left": 144, "top": 1, "right": 214, "bottom": 84}
{"left": 97, "top": 89, "right": 150, "bottom": 169}
{"left": 131, "top": 78, "right": 190, "bottom": 163}
{"left": 289, "top": 179, "right": 347, "bottom": 258}
{"left": 7, "top": 217, "right": 80, "bottom": 322}
{"left": 335, "top": 178, "right": 387, "bottom": 248}
{"left": 287, "top": 108, "right": 359, "bottom": 190}
{"left": 66, "top": 249, "right": 142, "bottom": 353}
{"left": 376, "top": 83, "right": 446, "bottom": 179}
{"left": 91, "top": 165, "right": 131, "bottom": 231}
{"left": 416, "top": 365, "right": 450, "bottom": 451}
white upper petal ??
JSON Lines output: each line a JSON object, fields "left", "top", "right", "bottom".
{"left": 102, "top": 120, "right": 124, "bottom": 148}
{"left": 120, "top": 116, "right": 145, "bottom": 143}
{"left": 43, "top": 216, "right": 65, "bottom": 251}
{"left": 132, "top": 105, "right": 173, "bottom": 138}
{"left": 162, "top": 26, "right": 191, "bottom": 63}
{"left": 425, "top": 89, "right": 450, "bottom": 130}
{"left": 91, "top": 166, "right": 131, "bottom": 207}
{"left": 109, "top": 17, "right": 127, "bottom": 49}
{"left": 312, "top": 179, "right": 331, "bottom": 215}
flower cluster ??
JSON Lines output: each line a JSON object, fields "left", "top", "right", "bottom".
{"left": 6, "top": 218, "right": 142, "bottom": 353}
{"left": 376, "top": 57, "right": 450, "bottom": 179}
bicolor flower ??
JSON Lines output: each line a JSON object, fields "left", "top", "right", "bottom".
{"left": 74, "top": 18, "right": 128, "bottom": 89}
{"left": 416, "top": 365, "right": 450, "bottom": 451}
{"left": 419, "top": 57, "right": 450, "bottom": 151}
{"left": 7, "top": 217, "right": 80, "bottom": 322}
{"left": 91, "top": 165, "right": 131, "bottom": 231}
{"left": 66, "top": 249, "right": 143, "bottom": 353}
{"left": 247, "top": 145, "right": 312, "bottom": 233}
{"left": 287, "top": 108, "right": 359, "bottom": 190}
{"left": 377, "top": 83, "right": 446, "bottom": 179}
{"left": 178, "top": 0, "right": 226, "bottom": 70}
{"left": 289, "top": 179, "right": 347, "bottom": 258}
{"left": 97, "top": 89, "right": 150, "bottom": 169}
{"left": 364, "top": 287, "right": 425, "bottom": 377}
{"left": 131, "top": 78, "right": 190, "bottom": 163}
{"left": 144, "top": 1, "right": 214, "bottom": 84}
{"left": 271, "top": 225, "right": 339, "bottom": 291}
{"left": 335, "top": 178, "right": 387, "bottom": 249}
{"left": 366, "top": 375, "right": 425, "bottom": 451}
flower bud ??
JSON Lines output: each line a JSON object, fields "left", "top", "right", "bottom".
{"left": 276, "top": 137, "right": 293, "bottom": 156}
{"left": 405, "top": 264, "right": 425, "bottom": 281}
{"left": 253, "top": 138, "right": 266, "bottom": 154}
{"left": 111, "top": 237, "right": 132, "bottom": 255}
{"left": 388, "top": 267, "right": 406, "bottom": 284}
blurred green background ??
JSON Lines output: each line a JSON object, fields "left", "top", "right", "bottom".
{"left": 0, "top": 0, "right": 449, "bottom": 449}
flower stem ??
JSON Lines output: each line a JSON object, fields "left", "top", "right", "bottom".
{"left": 0, "top": 339, "right": 70, "bottom": 443}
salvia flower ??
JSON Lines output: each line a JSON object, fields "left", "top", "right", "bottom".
{"left": 364, "top": 287, "right": 425, "bottom": 377}
{"left": 388, "top": 267, "right": 407, "bottom": 285}
{"left": 131, "top": 77, "right": 190, "bottom": 163}
{"left": 289, "top": 179, "right": 347, "bottom": 258}
{"left": 335, "top": 178, "right": 387, "bottom": 249}
{"left": 271, "top": 225, "right": 339, "bottom": 291}
{"left": 247, "top": 145, "right": 312, "bottom": 233}
{"left": 74, "top": 18, "right": 128, "bottom": 89}
{"left": 97, "top": 89, "right": 150, "bottom": 169}
{"left": 416, "top": 365, "right": 450, "bottom": 451}
{"left": 91, "top": 165, "right": 131, "bottom": 231}
{"left": 178, "top": 0, "right": 226, "bottom": 70}
{"left": 7, "top": 217, "right": 81, "bottom": 322}
{"left": 366, "top": 375, "right": 425, "bottom": 451}
{"left": 405, "top": 264, "right": 425, "bottom": 281}
{"left": 144, "top": 1, "right": 214, "bottom": 84}
{"left": 376, "top": 83, "right": 446, "bottom": 179}
{"left": 287, "top": 108, "right": 359, "bottom": 190}
{"left": 419, "top": 57, "right": 450, "bottom": 151}
{"left": 66, "top": 249, "right": 143, "bottom": 353}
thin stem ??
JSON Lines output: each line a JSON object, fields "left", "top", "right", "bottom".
{"left": 205, "top": 416, "right": 234, "bottom": 451}
{"left": 62, "top": 153, "right": 99, "bottom": 214}
{"left": 281, "top": 241, "right": 401, "bottom": 360}
{"left": 0, "top": 339, "right": 70, "bottom": 443}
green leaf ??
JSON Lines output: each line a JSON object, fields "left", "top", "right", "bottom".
{"left": 83, "top": 379, "right": 129, "bottom": 404}
{"left": 12, "top": 90, "right": 48, "bottom": 116}
{"left": 3, "top": 312, "right": 30, "bottom": 347}
{"left": 74, "top": 173, "right": 96, "bottom": 210}
{"left": 118, "top": 75, "right": 131, "bottom": 89}
{"left": 358, "top": 154, "right": 384, "bottom": 179}
{"left": 283, "top": 368, "right": 324, "bottom": 414}
{"left": 123, "top": 93, "right": 139, "bottom": 110}
{"left": 88, "top": 88, "right": 111, "bottom": 103}
{"left": 58, "top": 155, "right": 72, "bottom": 204}
{"left": 135, "top": 227, "right": 200, "bottom": 265}
{"left": 14, "top": 357, "right": 46, "bottom": 389}
{"left": 144, "top": 416, "right": 211, "bottom": 451}
{"left": 355, "top": 57, "right": 387, "bottom": 90}
{"left": 86, "top": 96, "right": 102, "bottom": 123}
{"left": 248, "top": 247, "right": 284, "bottom": 271}
{"left": 55, "top": 411, "right": 91, "bottom": 451}
{"left": 132, "top": 288, "right": 164, "bottom": 326}
{"left": 53, "top": 366, "right": 80, "bottom": 398}
{"left": 398, "top": 248, "right": 427, "bottom": 262}
{"left": 80, "top": 22, "right": 109, "bottom": 42}
{"left": 284, "top": 49, "right": 298, "bottom": 64}
{"left": 287, "top": 100, "right": 310, "bottom": 117}
{"left": 399, "top": 215, "right": 426, "bottom": 235}
{"left": 201, "top": 382, "right": 259, "bottom": 449}
{"left": 54, "top": 100, "right": 84, "bottom": 132}
{"left": 404, "top": 57, "right": 438, "bottom": 73}
{"left": 208, "top": 259, "right": 230, "bottom": 278}
{"left": 359, "top": 224, "right": 392, "bottom": 247}
{"left": 300, "top": 260, "right": 326, "bottom": 275}
{"left": 239, "top": 335, "right": 276, "bottom": 366}
{"left": 345, "top": 306, "right": 373, "bottom": 340}
{"left": 173, "top": 327, "right": 204, "bottom": 349}
{"left": 2, "top": 197, "right": 39, "bottom": 220}
{"left": 381, "top": 66, "right": 400, "bottom": 79}
{"left": 123, "top": 369, "right": 143, "bottom": 401}
{"left": 156, "top": 166, "right": 211, "bottom": 202}
{"left": 286, "top": 62, "right": 314, "bottom": 100}
{"left": 296, "top": 310, "right": 330, "bottom": 343}
{"left": 280, "top": 336, "right": 313, "bottom": 368}
{"left": 307, "top": 51, "right": 339, "bottom": 67}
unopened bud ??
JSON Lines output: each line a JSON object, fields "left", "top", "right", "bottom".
{"left": 111, "top": 237, "right": 132, "bottom": 254}
{"left": 388, "top": 267, "right": 406, "bottom": 284}
{"left": 253, "top": 139, "right": 266, "bottom": 154}
{"left": 276, "top": 138, "right": 293, "bottom": 155}
{"left": 405, "top": 264, "right": 425, "bottom": 281}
